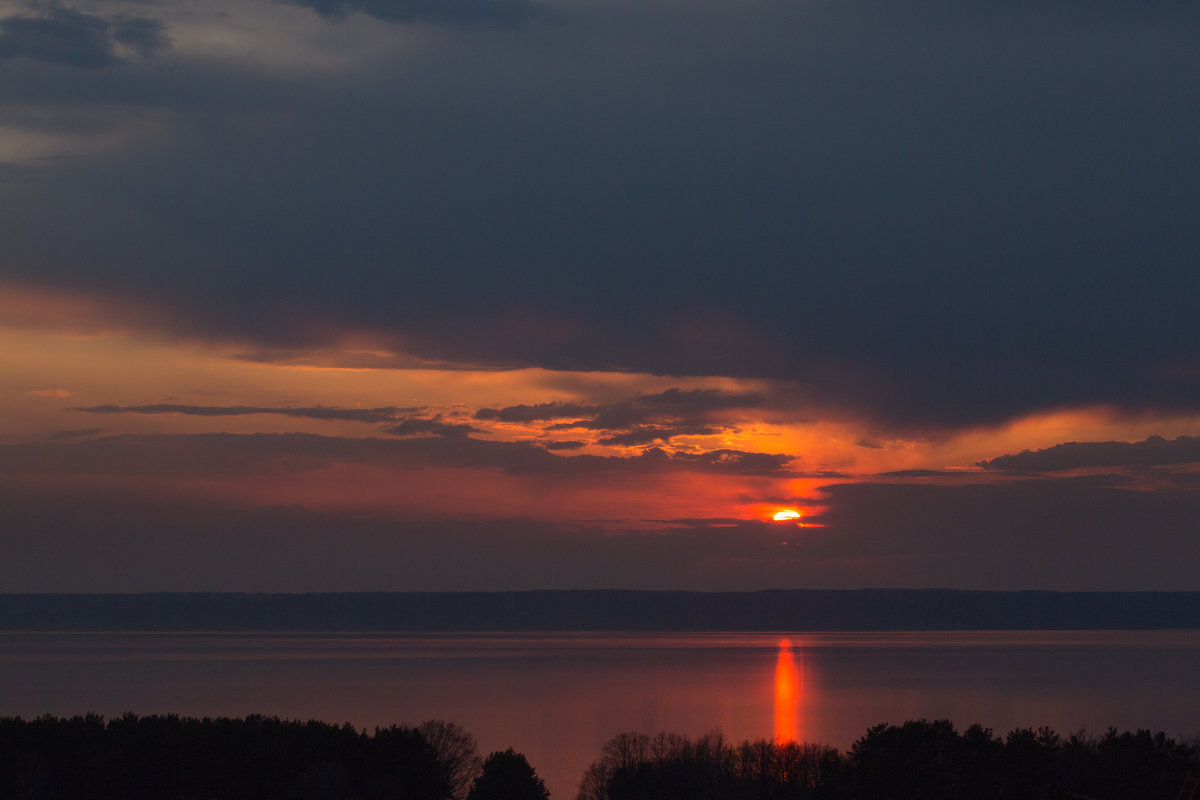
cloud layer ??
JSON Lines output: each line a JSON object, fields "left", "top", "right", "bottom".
{"left": 285, "top": 0, "right": 547, "bottom": 27}
{"left": 6, "top": 468, "right": 1199, "bottom": 591}
{"left": 981, "top": 435, "right": 1200, "bottom": 472}
{"left": 3, "top": 0, "right": 1200, "bottom": 592}
{"left": 1, "top": 0, "right": 1198, "bottom": 427}
{"left": 0, "top": 5, "right": 167, "bottom": 67}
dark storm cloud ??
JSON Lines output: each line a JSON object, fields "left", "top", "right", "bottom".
{"left": 73, "top": 403, "right": 421, "bottom": 424}
{"left": 0, "top": 432, "right": 797, "bottom": 478}
{"left": 981, "top": 435, "right": 1200, "bottom": 473}
{"left": 284, "top": 0, "right": 546, "bottom": 27}
{"left": 4, "top": 0, "right": 1200, "bottom": 427}
{"left": 0, "top": 5, "right": 166, "bottom": 66}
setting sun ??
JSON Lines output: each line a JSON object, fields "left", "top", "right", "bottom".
{"left": 773, "top": 510, "right": 802, "bottom": 521}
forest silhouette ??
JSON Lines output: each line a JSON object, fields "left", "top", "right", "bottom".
{"left": 579, "top": 722, "right": 1197, "bottom": 800}
{"left": 0, "top": 714, "right": 484, "bottom": 800}
{"left": 1, "top": 714, "right": 1195, "bottom": 799}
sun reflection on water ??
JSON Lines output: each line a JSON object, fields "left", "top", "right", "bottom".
{"left": 774, "top": 637, "right": 801, "bottom": 743}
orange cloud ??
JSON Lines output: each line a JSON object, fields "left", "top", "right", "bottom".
{"left": 6, "top": 293, "right": 1200, "bottom": 536}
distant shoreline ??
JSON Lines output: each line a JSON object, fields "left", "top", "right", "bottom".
{"left": 2, "top": 589, "right": 1200, "bottom": 632}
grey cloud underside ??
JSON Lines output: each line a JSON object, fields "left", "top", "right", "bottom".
{"left": 378, "top": 417, "right": 480, "bottom": 437}
{"left": 4, "top": 0, "right": 1200, "bottom": 427}
{"left": 0, "top": 6, "right": 166, "bottom": 66}
{"left": 981, "top": 435, "right": 1200, "bottom": 473}
{"left": 75, "top": 394, "right": 746, "bottom": 443}
{"left": 475, "top": 402, "right": 601, "bottom": 423}
{"left": 78, "top": 402, "right": 483, "bottom": 437}
{"left": 0, "top": 432, "right": 797, "bottom": 477}
{"left": 478, "top": 389, "right": 763, "bottom": 444}
{"left": 596, "top": 425, "right": 719, "bottom": 446}
{"left": 74, "top": 403, "right": 424, "bottom": 424}
{"left": 476, "top": 389, "right": 763, "bottom": 426}
{"left": 283, "top": 0, "right": 546, "bottom": 27}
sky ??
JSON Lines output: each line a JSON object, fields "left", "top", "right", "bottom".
{"left": 2, "top": 0, "right": 1199, "bottom": 592}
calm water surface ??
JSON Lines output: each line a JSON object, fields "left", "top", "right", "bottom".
{"left": 3, "top": 630, "right": 1199, "bottom": 799}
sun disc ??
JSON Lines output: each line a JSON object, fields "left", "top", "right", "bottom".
{"left": 773, "top": 510, "right": 801, "bottom": 521}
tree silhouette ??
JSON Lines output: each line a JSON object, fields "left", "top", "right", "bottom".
{"left": 576, "top": 730, "right": 840, "bottom": 800}
{"left": 467, "top": 748, "right": 550, "bottom": 800}
{"left": 418, "top": 719, "right": 483, "bottom": 800}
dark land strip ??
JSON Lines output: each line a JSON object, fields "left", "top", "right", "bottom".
{"left": 2, "top": 590, "right": 1200, "bottom": 631}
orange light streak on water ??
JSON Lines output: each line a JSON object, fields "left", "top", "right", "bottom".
{"left": 774, "top": 638, "right": 800, "bottom": 743}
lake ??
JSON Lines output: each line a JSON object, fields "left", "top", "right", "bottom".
{"left": 3, "top": 630, "right": 1199, "bottom": 799}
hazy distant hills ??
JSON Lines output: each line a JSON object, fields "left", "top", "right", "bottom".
{"left": 2, "top": 590, "right": 1200, "bottom": 631}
